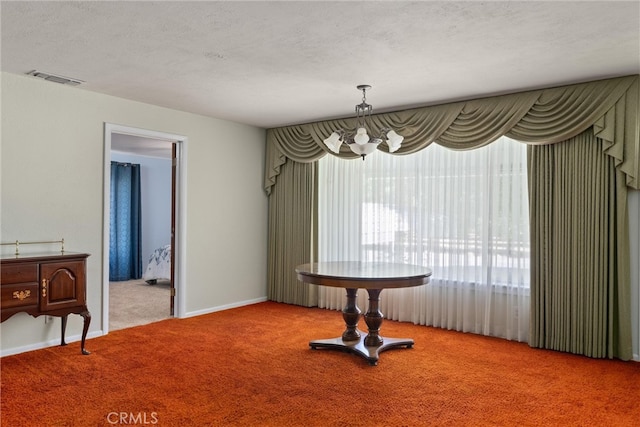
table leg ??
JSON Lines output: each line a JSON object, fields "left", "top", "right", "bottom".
{"left": 309, "top": 287, "right": 414, "bottom": 365}
{"left": 361, "top": 288, "right": 414, "bottom": 365}
{"left": 364, "top": 289, "right": 383, "bottom": 346}
{"left": 341, "top": 288, "right": 361, "bottom": 341}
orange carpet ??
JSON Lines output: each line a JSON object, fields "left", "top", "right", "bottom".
{"left": 1, "top": 301, "right": 639, "bottom": 426}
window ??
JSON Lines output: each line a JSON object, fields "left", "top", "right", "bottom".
{"left": 318, "top": 136, "right": 530, "bottom": 341}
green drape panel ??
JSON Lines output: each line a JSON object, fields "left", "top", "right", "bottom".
{"left": 267, "top": 159, "right": 317, "bottom": 306}
{"left": 528, "top": 129, "right": 632, "bottom": 360}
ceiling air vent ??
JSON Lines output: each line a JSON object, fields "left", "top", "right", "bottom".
{"left": 26, "top": 70, "right": 84, "bottom": 86}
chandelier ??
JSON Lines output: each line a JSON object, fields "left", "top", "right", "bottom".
{"left": 323, "top": 85, "right": 404, "bottom": 159}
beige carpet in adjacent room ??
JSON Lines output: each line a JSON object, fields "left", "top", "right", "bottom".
{"left": 109, "top": 279, "right": 171, "bottom": 331}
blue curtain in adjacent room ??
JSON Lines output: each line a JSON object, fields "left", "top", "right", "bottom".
{"left": 109, "top": 161, "right": 142, "bottom": 281}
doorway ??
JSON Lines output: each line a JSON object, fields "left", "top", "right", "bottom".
{"left": 102, "top": 124, "right": 187, "bottom": 334}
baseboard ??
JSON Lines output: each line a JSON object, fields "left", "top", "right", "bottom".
{"left": 183, "top": 296, "right": 268, "bottom": 319}
{"left": 3, "top": 311, "right": 637, "bottom": 362}
{"left": 0, "top": 330, "right": 104, "bottom": 357}
{"left": 2, "top": 298, "right": 268, "bottom": 357}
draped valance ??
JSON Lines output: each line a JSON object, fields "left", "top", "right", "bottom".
{"left": 265, "top": 75, "right": 639, "bottom": 194}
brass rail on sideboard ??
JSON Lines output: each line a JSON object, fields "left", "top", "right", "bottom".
{"left": 0, "top": 238, "right": 64, "bottom": 256}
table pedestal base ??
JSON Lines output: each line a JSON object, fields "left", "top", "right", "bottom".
{"left": 309, "top": 330, "right": 414, "bottom": 366}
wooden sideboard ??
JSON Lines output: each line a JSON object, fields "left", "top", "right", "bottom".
{"left": 1, "top": 252, "right": 91, "bottom": 355}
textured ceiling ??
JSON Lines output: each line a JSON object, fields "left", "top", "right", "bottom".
{"left": 1, "top": 1, "right": 639, "bottom": 129}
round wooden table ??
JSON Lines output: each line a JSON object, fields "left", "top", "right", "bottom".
{"left": 296, "top": 261, "right": 432, "bottom": 365}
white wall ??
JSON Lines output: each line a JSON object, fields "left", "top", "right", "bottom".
{"left": 110, "top": 151, "right": 172, "bottom": 268}
{"left": 0, "top": 72, "right": 268, "bottom": 355}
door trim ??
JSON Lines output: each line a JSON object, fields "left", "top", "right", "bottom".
{"left": 102, "top": 123, "right": 188, "bottom": 334}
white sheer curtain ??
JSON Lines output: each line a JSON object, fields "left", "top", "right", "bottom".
{"left": 317, "top": 136, "right": 530, "bottom": 341}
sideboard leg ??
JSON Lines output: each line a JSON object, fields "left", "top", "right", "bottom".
{"left": 80, "top": 309, "right": 91, "bottom": 355}
{"left": 60, "top": 315, "right": 68, "bottom": 346}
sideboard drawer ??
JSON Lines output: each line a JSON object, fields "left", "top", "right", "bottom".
{"left": 1, "top": 282, "right": 39, "bottom": 310}
{"left": 1, "top": 263, "right": 38, "bottom": 284}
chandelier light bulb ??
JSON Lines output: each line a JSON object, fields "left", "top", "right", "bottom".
{"left": 354, "top": 127, "right": 370, "bottom": 145}
{"left": 386, "top": 130, "right": 404, "bottom": 153}
{"left": 323, "top": 132, "right": 343, "bottom": 153}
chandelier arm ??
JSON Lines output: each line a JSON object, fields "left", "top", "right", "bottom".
{"left": 378, "top": 127, "right": 391, "bottom": 139}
